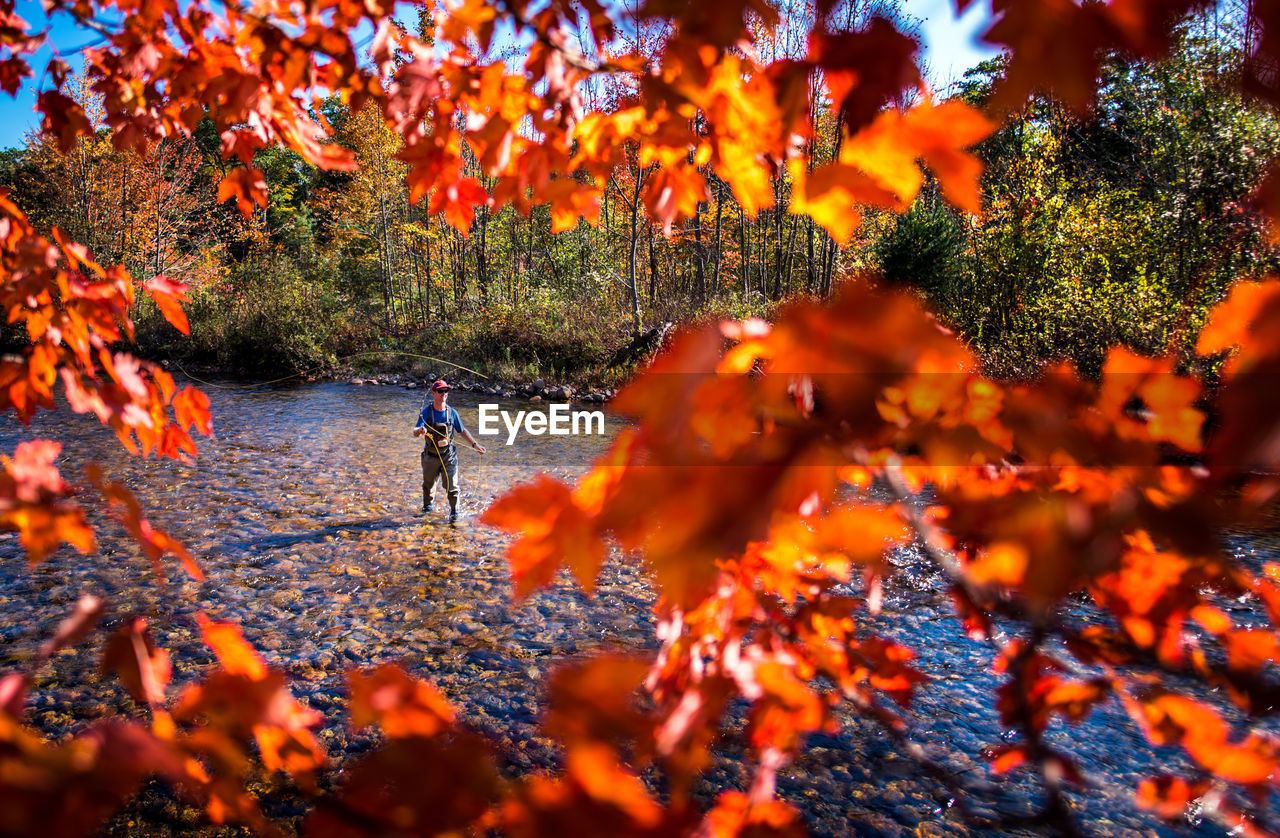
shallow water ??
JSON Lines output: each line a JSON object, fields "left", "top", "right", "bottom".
{"left": 0, "top": 381, "right": 1230, "bottom": 837}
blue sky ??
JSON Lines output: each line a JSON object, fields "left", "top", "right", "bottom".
{"left": 909, "top": 0, "right": 1000, "bottom": 90}
{"left": 0, "top": 0, "right": 999, "bottom": 150}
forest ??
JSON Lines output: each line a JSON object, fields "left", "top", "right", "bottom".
{"left": 2, "top": 4, "right": 1275, "bottom": 383}
{"left": 3, "top": 0, "right": 1280, "bottom": 838}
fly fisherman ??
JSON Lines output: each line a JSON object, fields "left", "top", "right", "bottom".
{"left": 414, "top": 379, "right": 486, "bottom": 522}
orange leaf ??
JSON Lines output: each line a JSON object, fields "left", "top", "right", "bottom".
{"left": 144, "top": 276, "right": 190, "bottom": 335}
{"left": 428, "top": 177, "right": 490, "bottom": 233}
{"left": 172, "top": 386, "right": 213, "bottom": 436}
{"left": 841, "top": 99, "right": 994, "bottom": 215}
{"left": 216, "top": 167, "right": 268, "bottom": 218}
{"left": 700, "top": 790, "right": 806, "bottom": 838}
{"left": 348, "top": 663, "right": 456, "bottom": 738}
{"left": 1137, "top": 775, "right": 1211, "bottom": 820}
{"left": 479, "top": 473, "right": 605, "bottom": 599}
{"left": 197, "top": 614, "right": 267, "bottom": 680}
{"left": 101, "top": 616, "right": 171, "bottom": 706}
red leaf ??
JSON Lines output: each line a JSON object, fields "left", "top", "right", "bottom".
{"left": 479, "top": 473, "right": 606, "bottom": 599}
{"left": 428, "top": 177, "right": 490, "bottom": 233}
{"left": 90, "top": 466, "right": 201, "bottom": 581}
{"left": 38, "top": 594, "right": 105, "bottom": 661}
{"left": 348, "top": 664, "right": 456, "bottom": 738}
{"left": 172, "top": 385, "right": 213, "bottom": 436}
{"left": 197, "top": 614, "right": 267, "bottom": 680}
{"left": 144, "top": 276, "right": 190, "bottom": 335}
{"left": 216, "top": 167, "right": 269, "bottom": 218}
{"left": 1137, "top": 775, "right": 1211, "bottom": 820}
{"left": 101, "top": 616, "right": 171, "bottom": 706}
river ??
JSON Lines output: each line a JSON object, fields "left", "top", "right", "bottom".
{"left": 0, "top": 381, "right": 1226, "bottom": 837}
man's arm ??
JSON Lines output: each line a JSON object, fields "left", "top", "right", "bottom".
{"left": 453, "top": 409, "right": 486, "bottom": 454}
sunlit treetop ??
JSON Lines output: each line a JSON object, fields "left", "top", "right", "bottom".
{"left": 1, "top": 0, "right": 1237, "bottom": 241}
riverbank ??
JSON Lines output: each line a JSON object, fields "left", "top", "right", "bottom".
{"left": 343, "top": 372, "right": 617, "bottom": 404}
{"left": 164, "top": 359, "right": 621, "bottom": 406}
{"left": 149, "top": 321, "right": 674, "bottom": 404}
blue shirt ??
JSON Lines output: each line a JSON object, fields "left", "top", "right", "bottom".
{"left": 415, "top": 405, "right": 467, "bottom": 435}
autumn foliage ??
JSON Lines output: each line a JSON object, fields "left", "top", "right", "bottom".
{"left": 2, "top": 0, "right": 1280, "bottom": 836}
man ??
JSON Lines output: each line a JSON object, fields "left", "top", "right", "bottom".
{"left": 414, "top": 379, "right": 486, "bottom": 522}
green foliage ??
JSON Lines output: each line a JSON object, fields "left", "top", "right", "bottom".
{"left": 411, "top": 286, "right": 631, "bottom": 382}
{"left": 874, "top": 198, "right": 966, "bottom": 301}
{"left": 178, "top": 252, "right": 339, "bottom": 374}
{"left": 926, "top": 22, "right": 1280, "bottom": 379}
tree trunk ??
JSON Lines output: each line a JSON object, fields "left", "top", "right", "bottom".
{"left": 627, "top": 169, "right": 644, "bottom": 337}
{"left": 712, "top": 181, "right": 724, "bottom": 296}
{"left": 377, "top": 192, "right": 393, "bottom": 331}
{"left": 474, "top": 206, "right": 489, "bottom": 308}
{"left": 648, "top": 223, "right": 660, "bottom": 305}
{"left": 153, "top": 156, "right": 164, "bottom": 279}
{"left": 694, "top": 200, "right": 707, "bottom": 308}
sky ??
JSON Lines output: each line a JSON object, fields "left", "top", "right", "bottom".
{"left": 0, "top": 0, "right": 1000, "bottom": 150}
{"left": 909, "top": 0, "right": 1001, "bottom": 90}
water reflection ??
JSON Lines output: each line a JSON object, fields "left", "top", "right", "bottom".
{"left": 0, "top": 382, "right": 1217, "bottom": 837}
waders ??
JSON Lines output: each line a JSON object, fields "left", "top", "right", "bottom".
{"left": 421, "top": 418, "right": 460, "bottom": 521}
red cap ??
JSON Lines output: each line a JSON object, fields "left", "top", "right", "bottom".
{"left": 431, "top": 379, "right": 452, "bottom": 392}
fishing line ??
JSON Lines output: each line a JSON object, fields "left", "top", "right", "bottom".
{"left": 173, "top": 350, "right": 490, "bottom": 390}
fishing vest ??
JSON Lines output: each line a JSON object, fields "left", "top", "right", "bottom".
{"left": 423, "top": 407, "right": 455, "bottom": 449}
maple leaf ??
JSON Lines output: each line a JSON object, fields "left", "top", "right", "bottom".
{"left": 216, "top": 167, "right": 269, "bottom": 218}
{"left": 479, "top": 473, "right": 605, "bottom": 599}
{"left": 176, "top": 615, "right": 326, "bottom": 788}
{"left": 348, "top": 664, "right": 456, "bottom": 738}
{"left": 544, "top": 178, "right": 602, "bottom": 233}
{"left": 144, "top": 276, "right": 191, "bottom": 335}
{"left": 1251, "top": 163, "right": 1280, "bottom": 242}
{"left": 1136, "top": 692, "right": 1279, "bottom": 786}
{"left": 500, "top": 742, "right": 686, "bottom": 838}
{"left": 90, "top": 465, "right": 202, "bottom": 581}
{"left": 842, "top": 99, "right": 994, "bottom": 215}
{"left": 172, "top": 385, "right": 213, "bottom": 436}
{"left": 788, "top": 160, "right": 884, "bottom": 245}
{"left": 543, "top": 656, "right": 652, "bottom": 755}
{"left": 37, "top": 90, "right": 92, "bottom": 152}
{"left": 39, "top": 594, "right": 105, "bottom": 662}
{"left": 808, "top": 18, "right": 921, "bottom": 132}
{"left": 0, "top": 715, "right": 182, "bottom": 838}
{"left": 0, "top": 440, "right": 95, "bottom": 564}
{"left": 980, "top": 0, "right": 1200, "bottom": 112}
{"left": 304, "top": 733, "right": 500, "bottom": 838}
{"left": 645, "top": 165, "right": 707, "bottom": 235}
{"left": 197, "top": 614, "right": 267, "bottom": 678}
{"left": 700, "top": 791, "right": 806, "bottom": 838}
{"left": 101, "top": 616, "right": 171, "bottom": 706}
{"left": 1136, "top": 775, "right": 1211, "bottom": 820}
{"left": 428, "top": 176, "right": 490, "bottom": 233}
{"left": 1195, "top": 280, "right": 1280, "bottom": 476}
